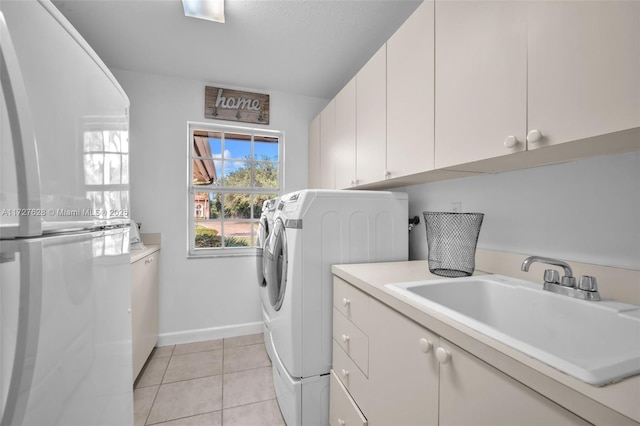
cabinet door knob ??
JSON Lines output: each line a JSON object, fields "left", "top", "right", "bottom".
{"left": 338, "top": 419, "right": 346, "bottom": 426}
{"left": 526, "top": 129, "right": 543, "bottom": 144}
{"left": 341, "top": 368, "right": 349, "bottom": 379}
{"left": 342, "top": 297, "right": 350, "bottom": 307}
{"left": 419, "top": 337, "right": 432, "bottom": 353}
{"left": 341, "top": 334, "right": 350, "bottom": 344}
{"left": 503, "top": 135, "right": 519, "bottom": 149}
{"left": 384, "top": 170, "right": 391, "bottom": 179}
{"left": 436, "top": 347, "right": 451, "bottom": 364}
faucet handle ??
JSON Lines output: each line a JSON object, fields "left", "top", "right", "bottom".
{"left": 543, "top": 269, "right": 559, "bottom": 284}
{"left": 578, "top": 275, "right": 598, "bottom": 292}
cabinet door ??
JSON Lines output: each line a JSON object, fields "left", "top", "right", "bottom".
{"left": 334, "top": 78, "right": 357, "bottom": 189}
{"left": 527, "top": 1, "right": 640, "bottom": 149}
{"left": 387, "top": 0, "right": 435, "bottom": 179}
{"left": 131, "top": 252, "right": 160, "bottom": 381}
{"left": 356, "top": 44, "right": 387, "bottom": 186}
{"left": 319, "top": 100, "right": 336, "bottom": 189}
{"left": 438, "top": 339, "right": 590, "bottom": 426}
{"left": 367, "top": 298, "right": 439, "bottom": 426}
{"left": 434, "top": 1, "right": 527, "bottom": 169}
{"left": 308, "top": 114, "right": 321, "bottom": 188}
{"left": 131, "top": 257, "right": 145, "bottom": 380}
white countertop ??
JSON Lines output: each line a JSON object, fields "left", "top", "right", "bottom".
{"left": 130, "top": 244, "right": 160, "bottom": 264}
{"left": 332, "top": 260, "right": 640, "bottom": 426}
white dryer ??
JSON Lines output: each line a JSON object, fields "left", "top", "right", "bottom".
{"left": 264, "top": 190, "right": 408, "bottom": 425}
{"left": 256, "top": 197, "right": 279, "bottom": 361}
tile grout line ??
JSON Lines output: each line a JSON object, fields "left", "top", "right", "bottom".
{"left": 143, "top": 345, "right": 173, "bottom": 426}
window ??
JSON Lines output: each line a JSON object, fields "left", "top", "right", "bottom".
{"left": 188, "top": 122, "right": 282, "bottom": 256}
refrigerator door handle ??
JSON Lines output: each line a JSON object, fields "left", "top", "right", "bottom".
{"left": 0, "top": 242, "right": 43, "bottom": 426}
{"left": 0, "top": 12, "right": 42, "bottom": 237}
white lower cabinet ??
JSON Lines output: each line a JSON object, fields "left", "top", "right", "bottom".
{"left": 131, "top": 249, "right": 160, "bottom": 381}
{"left": 366, "top": 297, "right": 439, "bottom": 425}
{"left": 438, "top": 338, "right": 590, "bottom": 426}
{"left": 331, "top": 277, "right": 592, "bottom": 426}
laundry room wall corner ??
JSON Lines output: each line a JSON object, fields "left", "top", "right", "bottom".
{"left": 114, "top": 68, "right": 326, "bottom": 341}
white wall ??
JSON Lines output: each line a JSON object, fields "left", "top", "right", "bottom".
{"left": 407, "top": 151, "right": 640, "bottom": 270}
{"left": 115, "top": 69, "right": 326, "bottom": 343}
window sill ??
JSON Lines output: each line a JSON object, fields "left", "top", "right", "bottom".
{"left": 187, "top": 247, "right": 261, "bottom": 259}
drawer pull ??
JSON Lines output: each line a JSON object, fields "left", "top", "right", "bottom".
{"left": 341, "top": 334, "right": 350, "bottom": 344}
{"left": 338, "top": 419, "right": 346, "bottom": 426}
{"left": 342, "top": 297, "right": 350, "bottom": 307}
{"left": 341, "top": 368, "right": 349, "bottom": 379}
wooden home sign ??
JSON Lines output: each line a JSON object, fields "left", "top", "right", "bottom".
{"left": 204, "top": 86, "right": 270, "bottom": 125}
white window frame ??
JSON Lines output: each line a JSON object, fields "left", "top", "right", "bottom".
{"left": 187, "top": 121, "right": 283, "bottom": 258}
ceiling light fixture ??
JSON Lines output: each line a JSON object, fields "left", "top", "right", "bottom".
{"left": 182, "top": 0, "right": 225, "bottom": 24}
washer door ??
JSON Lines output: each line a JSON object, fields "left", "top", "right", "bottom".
{"left": 256, "top": 215, "right": 269, "bottom": 287}
{"left": 265, "top": 216, "right": 287, "bottom": 311}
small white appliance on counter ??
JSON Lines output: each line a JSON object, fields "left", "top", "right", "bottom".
{"left": 264, "top": 189, "right": 408, "bottom": 425}
{"left": 0, "top": 1, "right": 133, "bottom": 424}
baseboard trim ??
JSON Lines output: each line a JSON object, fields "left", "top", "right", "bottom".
{"left": 157, "top": 321, "right": 263, "bottom": 346}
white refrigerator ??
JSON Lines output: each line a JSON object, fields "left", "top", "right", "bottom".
{"left": 0, "top": 1, "right": 133, "bottom": 425}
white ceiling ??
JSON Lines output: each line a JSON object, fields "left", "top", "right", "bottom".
{"left": 52, "top": 0, "right": 422, "bottom": 100}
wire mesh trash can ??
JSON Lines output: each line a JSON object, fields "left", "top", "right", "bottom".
{"left": 423, "top": 212, "right": 484, "bottom": 278}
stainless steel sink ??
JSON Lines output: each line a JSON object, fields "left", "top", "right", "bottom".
{"left": 386, "top": 274, "right": 640, "bottom": 386}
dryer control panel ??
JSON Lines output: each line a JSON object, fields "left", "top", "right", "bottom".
{"left": 278, "top": 192, "right": 302, "bottom": 213}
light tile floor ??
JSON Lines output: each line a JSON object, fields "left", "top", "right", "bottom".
{"left": 134, "top": 333, "right": 286, "bottom": 426}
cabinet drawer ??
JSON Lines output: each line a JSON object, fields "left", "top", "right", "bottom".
{"left": 334, "top": 277, "right": 369, "bottom": 330}
{"left": 333, "top": 344, "right": 368, "bottom": 404}
{"left": 333, "top": 308, "right": 369, "bottom": 375}
{"left": 330, "top": 369, "right": 368, "bottom": 426}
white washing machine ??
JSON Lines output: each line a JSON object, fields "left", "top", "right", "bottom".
{"left": 264, "top": 190, "right": 408, "bottom": 425}
{"left": 256, "top": 197, "right": 279, "bottom": 361}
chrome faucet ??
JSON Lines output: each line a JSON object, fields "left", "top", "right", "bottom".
{"left": 521, "top": 255, "right": 576, "bottom": 286}
{"left": 521, "top": 255, "right": 601, "bottom": 301}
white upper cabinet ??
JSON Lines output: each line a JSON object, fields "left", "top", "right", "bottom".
{"left": 319, "top": 100, "right": 336, "bottom": 189}
{"left": 435, "top": 1, "right": 527, "bottom": 169}
{"left": 309, "top": 0, "right": 639, "bottom": 189}
{"left": 334, "top": 77, "right": 357, "bottom": 189}
{"left": 308, "top": 115, "right": 321, "bottom": 188}
{"left": 527, "top": 1, "right": 640, "bottom": 149}
{"left": 386, "top": 0, "right": 435, "bottom": 179}
{"left": 435, "top": 0, "right": 639, "bottom": 169}
{"left": 356, "top": 44, "right": 387, "bottom": 186}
